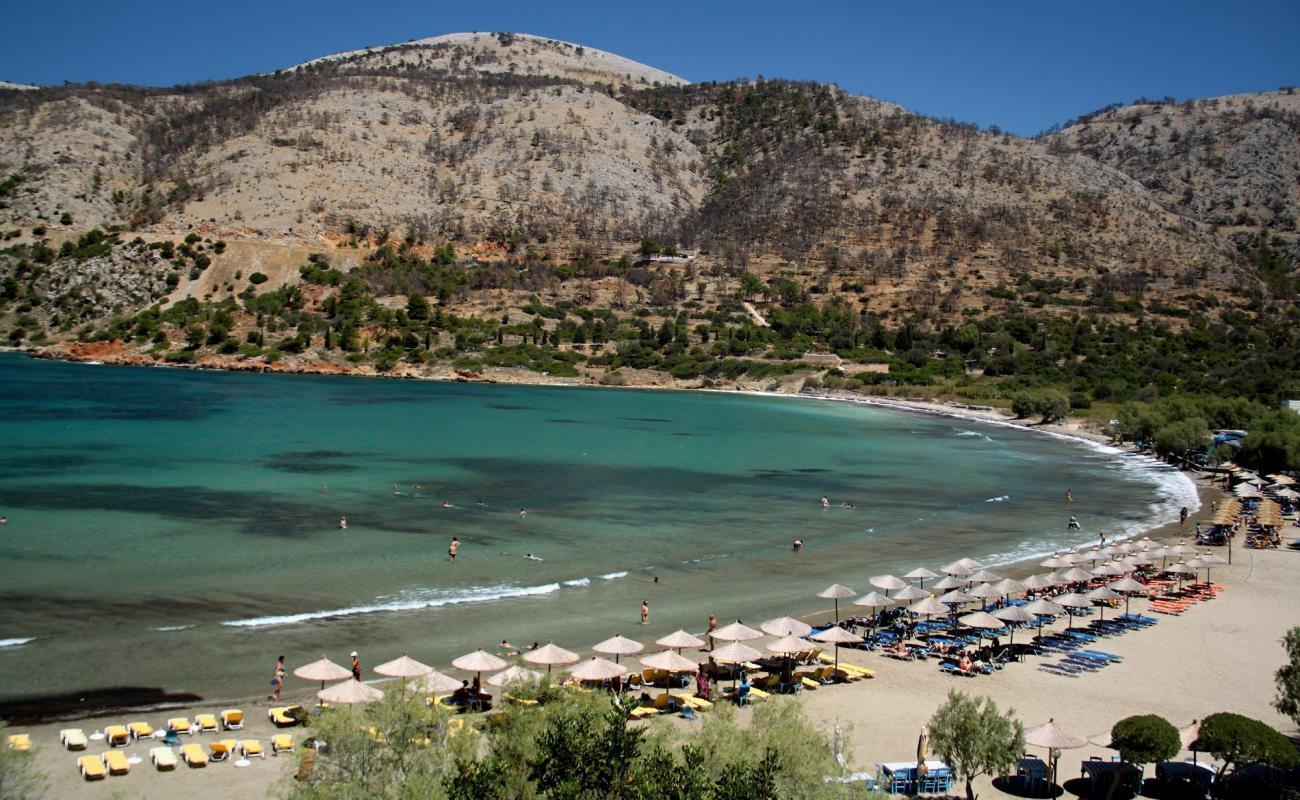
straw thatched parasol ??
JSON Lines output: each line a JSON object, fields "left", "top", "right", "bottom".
{"left": 1107, "top": 577, "right": 1148, "bottom": 617}
{"left": 869, "top": 574, "right": 907, "bottom": 591}
{"left": 940, "top": 560, "right": 974, "bottom": 576}
{"left": 891, "top": 584, "right": 931, "bottom": 601}
{"left": 966, "top": 583, "right": 999, "bottom": 605}
{"left": 854, "top": 591, "right": 896, "bottom": 630}
{"left": 710, "top": 640, "right": 762, "bottom": 664}
{"left": 1023, "top": 597, "right": 1067, "bottom": 638}
{"left": 928, "top": 575, "right": 966, "bottom": 591}
{"left": 318, "top": 679, "right": 384, "bottom": 705}
{"left": 991, "top": 577, "right": 1027, "bottom": 597}
{"left": 294, "top": 656, "right": 352, "bottom": 693}
{"left": 1172, "top": 542, "right": 1199, "bottom": 556}
{"left": 993, "top": 604, "right": 1034, "bottom": 646}
{"left": 568, "top": 657, "right": 627, "bottom": 683}
{"left": 818, "top": 583, "right": 858, "bottom": 622}
{"left": 412, "top": 669, "right": 461, "bottom": 694}
{"left": 711, "top": 621, "right": 763, "bottom": 642}
{"left": 967, "top": 569, "right": 1003, "bottom": 583}
{"left": 522, "top": 642, "right": 580, "bottom": 674}
{"left": 810, "top": 626, "right": 863, "bottom": 672}
{"left": 761, "top": 616, "right": 813, "bottom": 638}
{"left": 1039, "top": 555, "right": 1071, "bottom": 569}
{"left": 1060, "top": 567, "right": 1093, "bottom": 584}
{"left": 908, "top": 597, "right": 949, "bottom": 616}
{"left": 452, "top": 649, "right": 508, "bottom": 687}
{"left": 1021, "top": 574, "right": 1054, "bottom": 591}
{"left": 639, "top": 649, "right": 699, "bottom": 673}
{"left": 903, "top": 567, "right": 940, "bottom": 587}
{"left": 1085, "top": 586, "right": 1121, "bottom": 621}
{"left": 1052, "top": 593, "right": 1092, "bottom": 628}
{"left": 1090, "top": 563, "right": 1124, "bottom": 577}
{"left": 487, "top": 665, "right": 543, "bottom": 687}
{"left": 958, "top": 611, "right": 1006, "bottom": 630}
{"left": 374, "top": 654, "right": 434, "bottom": 683}
{"left": 1025, "top": 719, "right": 1087, "bottom": 791}
{"left": 592, "top": 634, "right": 644, "bottom": 663}
{"left": 766, "top": 635, "right": 813, "bottom": 654}
{"left": 656, "top": 629, "right": 707, "bottom": 652}
{"left": 936, "top": 589, "right": 975, "bottom": 605}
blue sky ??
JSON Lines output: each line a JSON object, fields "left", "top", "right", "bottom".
{"left": 3, "top": 0, "right": 1297, "bottom": 135}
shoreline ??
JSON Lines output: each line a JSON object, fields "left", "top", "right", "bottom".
{"left": 1, "top": 350, "right": 1215, "bottom": 724}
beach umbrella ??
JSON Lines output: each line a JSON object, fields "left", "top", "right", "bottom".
{"left": 1165, "top": 562, "right": 1196, "bottom": 590}
{"left": 940, "top": 560, "right": 975, "bottom": 576}
{"left": 854, "top": 591, "right": 896, "bottom": 631}
{"left": 1268, "top": 475, "right": 1296, "bottom": 485}
{"left": 1185, "top": 557, "right": 1209, "bottom": 586}
{"left": 1025, "top": 719, "right": 1087, "bottom": 792}
{"left": 1044, "top": 571, "right": 1071, "bottom": 586}
{"left": 811, "top": 625, "right": 863, "bottom": 673}
{"left": 993, "top": 604, "right": 1035, "bottom": 646}
{"left": 1061, "top": 550, "right": 1087, "bottom": 565}
{"left": 1091, "top": 562, "right": 1124, "bottom": 578}
{"left": 1060, "top": 567, "right": 1093, "bottom": 584}
{"left": 766, "top": 635, "right": 813, "bottom": 655}
{"left": 1052, "top": 593, "right": 1092, "bottom": 629}
{"left": 413, "top": 669, "right": 462, "bottom": 694}
{"left": 710, "top": 640, "right": 763, "bottom": 690}
{"left": 1108, "top": 577, "right": 1149, "bottom": 617}
{"left": 869, "top": 574, "right": 907, "bottom": 591}
{"left": 592, "top": 634, "right": 644, "bottom": 663}
{"left": 523, "top": 642, "right": 580, "bottom": 674}
{"left": 817, "top": 583, "right": 857, "bottom": 623}
{"left": 907, "top": 596, "right": 949, "bottom": 630}
{"left": 936, "top": 589, "right": 975, "bottom": 605}
{"left": 568, "top": 657, "right": 627, "bottom": 683}
{"left": 1023, "top": 597, "right": 1066, "bottom": 638}
{"left": 958, "top": 610, "right": 1006, "bottom": 633}
{"left": 760, "top": 616, "right": 813, "bottom": 638}
{"left": 294, "top": 656, "right": 352, "bottom": 694}
{"left": 452, "top": 649, "right": 508, "bottom": 687}
{"left": 991, "top": 578, "right": 1027, "bottom": 597}
{"left": 917, "top": 725, "right": 930, "bottom": 783}
{"left": 1085, "top": 586, "right": 1121, "bottom": 621}
{"left": 892, "top": 584, "right": 931, "bottom": 601}
{"left": 967, "top": 569, "right": 1002, "bottom": 583}
{"left": 903, "top": 567, "right": 940, "bottom": 588}
{"left": 374, "top": 654, "right": 434, "bottom": 684}
{"left": 318, "top": 678, "right": 384, "bottom": 705}
{"left": 1039, "top": 555, "right": 1071, "bottom": 569}
{"left": 656, "top": 629, "right": 706, "bottom": 653}
{"left": 639, "top": 649, "right": 699, "bottom": 673}
{"left": 1234, "top": 484, "right": 1261, "bottom": 498}
{"left": 967, "top": 582, "right": 999, "bottom": 603}
{"left": 1021, "top": 573, "right": 1054, "bottom": 591}
{"left": 1081, "top": 548, "right": 1107, "bottom": 564}
{"left": 487, "top": 665, "right": 542, "bottom": 687}
{"left": 711, "top": 621, "right": 763, "bottom": 642}
{"left": 1172, "top": 542, "right": 1198, "bottom": 556}
{"left": 928, "top": 575, "right": 966, "bottom": 591}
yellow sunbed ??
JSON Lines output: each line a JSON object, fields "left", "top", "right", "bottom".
{"left": 103, "top": 750, "right": 130, "bottom": 775}
{"left": 210, "top": 739, "right": 237, "bottom": 761}
{"left": 167, "top": 716, "right": 194, "bottom": 734}
{"left": 150, "top": 746, "right": 177, "bottom": 770}
{"left": 78, "top": 754, "right": 106, "bottom": 780}
{"left": 652, "top": 692, "right": 675, "bottom": 713}
{"left": 181, "top": 742, "right": 208, "bottom": 767}
{"left": 268, "top": 706, "right": 301, "bottom": 727}
{"left": 220, "top": 709, "right": 244, "bottom": 730}
{"left": 628, "top": 705, "right": 659, "bottom": 719}
{"left": 194, "top": 713, "right": 219, "bottom": 734}
{"left": 60, "top": 728, "right": 88, "bottom": 750}
{"left": 105, "top": 724, "right": 130, "bottom": 747}
{"left": 240, "top": 739, "right": 264, "bottom": 759}
{"left": 271, "top": 734, "right": 294, "bottom": 755}
{"left": 128, "top": 721, "right": 154, "bottom": 740}
{"left": 748, "top": 687, "right": 771, "bottom": 702}
{"left": 679, "top": 695, "right": 713, "bottom": 711}
{"left": 5, "top": 734, "right": 30, "bottom": 751}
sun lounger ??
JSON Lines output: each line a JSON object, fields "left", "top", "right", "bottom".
{"left": 78, "top": 754, "right": 107, "bottom": 780}
{"left": 5, "top": 733, "right": 31, "bottom": 751}
{"left": 271, "top": 734, "right": 294, "bottom": 756}
{"left": 102, "top": 750, "right": 131, "bottom": 775}
{"left": 150, "top": 745, "right": 177, "bottom": 770}
{"left": 240, "top": 739, "right": 265, "bottom": 759}
{"left": 167, "top": 716, "right": 195, "bottom": 735}
{"left": 680, "top": 695, "right": 713, "bottom": 711}
{"left": 748, "top": 687, "right": 771, "bottom": 702}
{"left": 182, "top": 742, "right": 208, "bottom": 767}
{"left": 194, "top": 713, "right": 219, "bottom": 734}
{"left": 60, "top": 728, "right": 88, "bottom": 750}
{"left": 628, "top": 705, "right": 659, "bottom": 719}
{"left": 210, "top": 738, "right": 238, "bottom": 761}
{"left": 220, "top": 709, "right": 244, "bottom": 730}
{"left": 268, "top": 706, "right": 302, "bottom": 728}
{"left": 128, "top": 721, "right": 154, "bottom": 740}
{"left": 104, "top": 724, "right": 130, "bottom": 747}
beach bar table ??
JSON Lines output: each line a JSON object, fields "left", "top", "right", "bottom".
{"left": 1016, "top": 756, "right": 1048, "bottom": 794}
{"left": 874, "top": 760, "right": 952, "bottom": 795}
{"left": 1155, "top": 761, "right": 1214, "bottom": 798}
{"left": 1080, "top": 759, "right": 1141, "bottom": 796}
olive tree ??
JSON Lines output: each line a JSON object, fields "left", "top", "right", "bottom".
{"left": 1109, "top": 714, "right": 1180, "bottom": 764}
{"left": 928, "top": 690, "right": 1024, "bottom": 800}
{"left": 1274, "top": 626, "right": 1300, "bottom": 727}
{"left": 1193, "top": 712, "right": 1298, "bottom": 781}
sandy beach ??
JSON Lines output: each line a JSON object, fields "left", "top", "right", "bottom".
{"left": 14, "top": 479, "right": 1295, "bottom": 799}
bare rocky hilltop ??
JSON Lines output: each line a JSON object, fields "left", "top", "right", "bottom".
{"left": 0, "top": 32, "right": 1296, "bottom": 397}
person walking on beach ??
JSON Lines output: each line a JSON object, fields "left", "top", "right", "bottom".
{"left": 708, "top": 613, "right": 718, "bottom": 650}
{"left": 1066, "top": 489, "right": 1072, "bottom": 503}
{"left": 269, "top": 655, "right": 285, "bottom": 700}
{"left": 640, "top": 600, "right": 650, "bottom": 625}
{"left": 1180, "top": 506, "right": 1189, "bottom": 528}
{"left": 449, "top": 537, "right": 460, "bottom": 562}
{"left": 350, "top": 651, "right": 362, "bottom": 681}
{"left": 1068, "top": 515, "right": 1080, "bottom": 531}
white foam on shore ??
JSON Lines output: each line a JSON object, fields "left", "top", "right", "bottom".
{"left": 222, "top": 582, "right": 562, "bottom": 628}
{"left": 153, "top": 625, "right": 196, "bottom": 632}
{"left": 598, "top": 571, "right": 628, "bottom": 580}
{"left": 562, "top": 578, "right": 590, "bottom": 587}
{"left": 0, "top": 637, "right": 35, "bottom": 648}
{"left": 985, "top": 495, "right": 1010, "bottom": 503}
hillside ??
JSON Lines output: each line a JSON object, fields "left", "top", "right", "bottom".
{"left": 1, "top": 34, "right": 1297, "bottom": 410}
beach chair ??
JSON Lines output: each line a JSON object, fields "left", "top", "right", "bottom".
{"left": 680, "top": 695, "right": 713, "bottom": 712}
{"left": 221, "top": 709, "right": 244, "bottom": 730}
{"left": 194, "top": 713, "right": 219, "bottom": 734}
{"left": 105, "top": 724, "right": 130, "bottom": 747}
{"left": 78, "top": 754, "right": 107, "bottom": 780}
{"left": 628, "top": 704, "right": 660, "bottom": 719}
{"left": 102, "top": 749, "right": 131, "bottom": 776}
{"left": 5, "top": 733, "right": 30, "bottom": 751}
{"left": 181, "top": 742, "right": 208, "bottom": 767}
{"left": 748, "top": 687, "right": 771, "bottom": 702}
{"left": 150, "top": 745, "right": 177, "bottom": 770}
{"left": 269, "top": 706, "right": 302, "bottom": 728}
{"left": 240, "top": 739, "right": 265, "bottom": 759}
{"left": 167, "top": 716, "right": 195, "bottom": 735}
{"left": 652, "top": 692, "right": 677, "bottom": 714}
{"left": 209, "top": 738, "right": 238, "bottom": 762}
{"left": 128, "top": 721, "right": 154, "bottom": 740}
{"left": 60, "top": 728, "right": 88, "bottom": 750}
{"left": 271, "top": 733, "right": 294, "bottom": 756}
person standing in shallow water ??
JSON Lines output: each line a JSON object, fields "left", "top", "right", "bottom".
{"left": 449, "top": 537, "right": 460, "bottom": 562}
{"left": 640, "top": 600, "right": 649, "bottom": 625}
{"left": 351, "top": 651, "right": 362, "bottom": 681}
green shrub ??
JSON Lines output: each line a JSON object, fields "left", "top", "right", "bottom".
{"left": 249, "top": 272, "right": 269, "bottom": 285}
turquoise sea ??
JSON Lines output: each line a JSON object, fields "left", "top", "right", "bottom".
{"left": 0, "top": 353, "right": 1196, "bottom": 708}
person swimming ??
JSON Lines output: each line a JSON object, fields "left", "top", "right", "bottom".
{"left": 792, "top": 538, "right": 804, "bottom": 552}
{"left": 519, "top": 508, "right": 527, "bottom": 518}
{"left": 442, "top": 500, "right": 454, "bottom": 508}
{"left": 524, "top": 553, "right": 542, "bottom": 561}
{"left": 1068, "top": 515, "right": 1080, "bottom": 530}
{"left": 339, "top": 515, "right": 347, "bottom": 530}
{"left": 820, "top": 496, "right": 830, "bottom": 507}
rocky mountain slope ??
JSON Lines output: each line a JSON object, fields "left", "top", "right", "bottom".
{"left": 0, "top": 33, "right": 1296, "bottom": 383}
